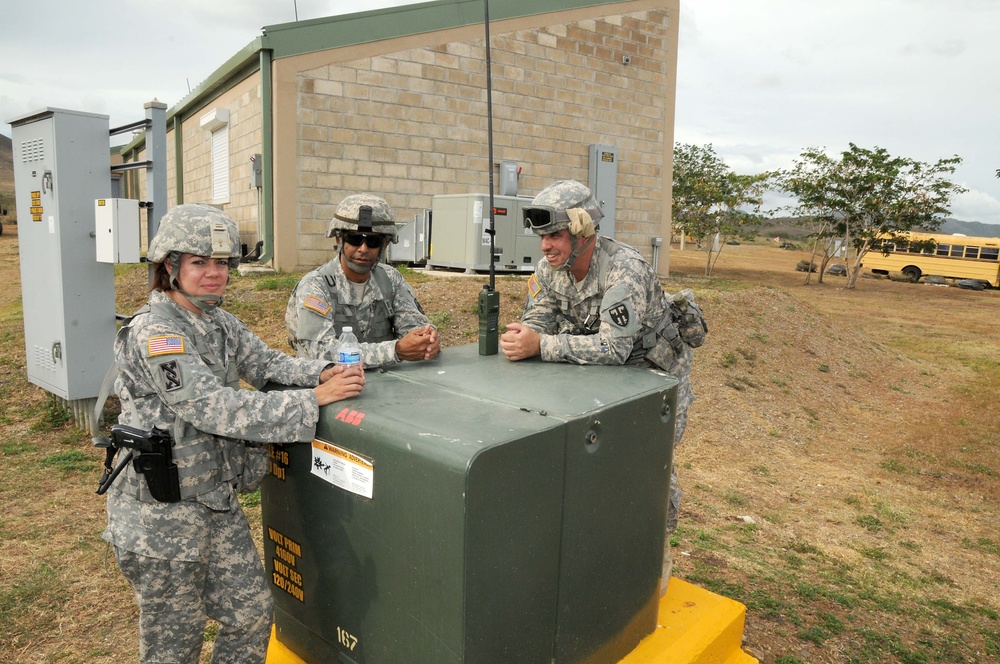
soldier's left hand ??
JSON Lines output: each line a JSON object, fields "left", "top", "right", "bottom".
{"left": 500, "top": 323, "right": 541, "bottom": 361}
{"left": 315, "top": 364, "right": 366, "bottom": 404}
{"left": 396, "top": 324, "right": 440, "bottom": 361}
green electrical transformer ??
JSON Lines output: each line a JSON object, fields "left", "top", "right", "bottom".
{"left": 262, "top": 344, "right": 677, "bottom": 664}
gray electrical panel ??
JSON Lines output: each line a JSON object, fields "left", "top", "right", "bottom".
{"left": 498, "top": 161, "right": 519, "bottom": 196}
{"left": 387, "top": 209, "right": 431, "bottom": 265}
{"left": 588, "top": 144, "right": 618, "bottom": 239}
{"left": 9, "top": 108, "right": 115, "bottom": 400}
{"left": 427, "top": 193, "right": 539, "bottom": 273}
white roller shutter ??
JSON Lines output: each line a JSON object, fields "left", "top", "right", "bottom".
{"left": 211, "top": 126, "right": 230, "bottom": 203}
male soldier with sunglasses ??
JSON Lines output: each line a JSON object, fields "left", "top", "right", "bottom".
{"left": 286, "top": 194, "right": 439, "bottom": 367}
{"left": 499, "top": 180, "right": 707, "bottom": 594}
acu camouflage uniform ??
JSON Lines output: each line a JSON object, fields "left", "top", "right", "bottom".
{"left": 104, "top": 205, "right": 334, "bottom": 664}
{"left": 285, "top": 259, "right": 430, "bottom": 367}
{"left": 522, "top": 235, "right": 699, "bottom": 534}
{"left": 286, "top": 192, "right": 432, "bottom": 368}
{"left": 518, "top": 180, "right": 706, "bottom": 572}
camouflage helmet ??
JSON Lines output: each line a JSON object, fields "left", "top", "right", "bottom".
{"left": 148, "top": 203, "right": 242, "bottom": 269}
{"left": 327, "top": 193, "right": 398, "bottom": 242}
{"left": 523, "top": 180, "right": 604, "bottom": 236}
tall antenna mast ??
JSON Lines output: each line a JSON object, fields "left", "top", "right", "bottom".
{"left": 477, "top": 0, "right": 500, "bottom": 355}
{"left": 484, "top": 0, "right": 496, "bottom": 293}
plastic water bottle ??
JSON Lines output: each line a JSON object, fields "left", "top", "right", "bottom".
{"left": 337, "top": 326, "right": 362, "bottom": 367}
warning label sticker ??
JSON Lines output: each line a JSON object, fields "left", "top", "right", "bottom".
{"left": 311, "top": 439, "right": 374, "bottom": 499}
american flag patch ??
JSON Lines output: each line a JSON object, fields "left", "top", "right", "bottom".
{"left": 527, "top": 273, "right": 541, "bottom": 298}
{"left": 304, "top": 295, "right": 331, "bottom": 316}
{"left": 147, "top": 335, "right": 185, "bottom": 356}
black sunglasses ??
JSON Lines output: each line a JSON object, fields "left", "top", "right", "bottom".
{"left": 343, "top": 232, "right": 385, "bottom": 248}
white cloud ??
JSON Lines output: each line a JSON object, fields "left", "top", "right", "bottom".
{"left": 3, "top": 0, "right": 998, "bottom": 225}
{"left": 951, "top": 186, "right": 1000, "bottom": 224}
{"left": 675, "top": 0, "right": 1000, "bottom": 225}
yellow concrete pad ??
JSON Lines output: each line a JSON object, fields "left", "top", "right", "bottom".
{"left": 621, "top": 577, "right": 758, "bottom": 664}
{"left": 267, "top": 578, "right": 758, "bottom": 664}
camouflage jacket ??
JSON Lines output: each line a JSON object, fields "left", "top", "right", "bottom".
{"left": 285, "top": 258, "right": 430, "bottom": 368}
{"left": 522, "top": 236, "right": 694, "bottom": 378}
{"left": 104, "top": 290, "right": 330, "bottom": 557}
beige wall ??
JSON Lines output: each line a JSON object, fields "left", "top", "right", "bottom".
{"left": 134, "top": 77, "right": 264, "bottom": 253}
{"left": 274, "top": 0, "right": 678, "bottom": 272}
{"left": 173, "top": 80, "right": 264, "bottom": 253}
{"left": 147, "top": 0, "right": 678, "bottom": 273}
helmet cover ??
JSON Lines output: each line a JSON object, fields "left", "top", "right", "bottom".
{"left": 327, "top": 193, "right": 398, "bottom": 242}
{"left": 148, "top": 203, "right": 241, "bottom": 268}
{"left": 522, "top": 180, "right": 604, "bottom": 236}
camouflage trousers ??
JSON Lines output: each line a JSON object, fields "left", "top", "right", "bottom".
{"left": 662, "top": 373, "right": 693, "bottom": 594}
{"left": 113, "top": 504, "right": 272, "bottom": 664}
{"left": 666, "top": 372, "right": 693, "bottom": 535}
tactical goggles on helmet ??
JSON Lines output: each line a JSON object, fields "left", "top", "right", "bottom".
{"left": 522, "top": 204, "right": 603, "bottom": 231}
{"left": 343, "top": 231, "right": 386, "bottom": 248}
{"left": 523, "top": 205, "right": 568, "bottom": 230}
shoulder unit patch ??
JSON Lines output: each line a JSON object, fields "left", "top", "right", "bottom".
{"left": 159, "top": 360, "right": 183, "bottom": 391}
{"left": 607, "top": 302, "right": 630, "bottom": 328}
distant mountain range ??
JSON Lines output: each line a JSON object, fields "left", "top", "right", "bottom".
{"left": 761, "top": 215, "right": 1000, "bottom": 240}
{"left": 934, "top": 218, "right": 1000, "bottom": 238}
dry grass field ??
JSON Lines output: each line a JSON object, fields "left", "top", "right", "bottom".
{"left": 1, "top": 224, "right": 998, "bottom": 663}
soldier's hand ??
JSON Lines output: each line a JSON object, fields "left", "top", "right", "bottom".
{"left": 500, "top": 323, "right": 541, "bottom": 361}
{"left": 395, "top": 325, "right": 440, "bottom": 361}
{"left": 315, "top": 364, "right": 365, "bottom": 405}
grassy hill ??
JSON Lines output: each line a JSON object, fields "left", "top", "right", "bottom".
{"left": 2, "top": 234, "right": 999, "bottom": 662}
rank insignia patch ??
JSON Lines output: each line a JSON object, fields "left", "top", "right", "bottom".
{"left": 607, "top": 302, "right": 630, "bottom": 327}
{"left": 304, "top": 295, "right": 332, "bottom": 316}
{"left": 527, "top": 274, "right": 541, "bottom": 298}
{"left": 160, "top": 360, "right": 182, "bottom": 391}
{"left": 147, "top": 335, "right": 185, "bottom": 356}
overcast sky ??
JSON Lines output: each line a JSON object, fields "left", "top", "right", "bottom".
{"left": 2, "top": 0, "right": 998, "bottom": 224}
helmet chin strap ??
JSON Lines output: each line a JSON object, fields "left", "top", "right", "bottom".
{"left": 179, "top": 291, "right": 224, "bottom": 312}
{"left": 339, "top": 244, "right": 375, "bottom": 276}
{"left": 553, "top": 233, "right": 596, "bottom": 272}
{"left": 345, "top": 259, "right": 374, "bottom": 275}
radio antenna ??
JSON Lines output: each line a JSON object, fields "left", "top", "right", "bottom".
{"left": 477, "top": 0, "right": 500, "bottom": 355}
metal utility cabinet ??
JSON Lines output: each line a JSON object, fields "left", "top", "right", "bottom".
{"left": 262, "top": 345, "right": 677, "bottom": 664}
{"left": 8, "top": 108, "right": 115, "bottom": 400}
{"left": 588, "top": 144, "right": 618, "bottom": 239}
{"left": 427, "top": 193, "right": 540, "bottom": 272}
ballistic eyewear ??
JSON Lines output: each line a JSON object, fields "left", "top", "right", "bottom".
{"left": 522, "top": 205, "right": 603, "bottom": 230}
{"left": 522, "top": 205, "right": 568, "bottom": 230}
{"left": 344, "top": 232, "right": 385, "bottom": 248}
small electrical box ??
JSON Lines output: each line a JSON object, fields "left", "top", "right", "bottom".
{"left": 95, "top": 198, "right": 141, "bottom": 263}
{"left": 250, "top": 153, "right": 263, "bottom": 188}
{"left": 499, "top": 160, "right": 518, "bottom": 196}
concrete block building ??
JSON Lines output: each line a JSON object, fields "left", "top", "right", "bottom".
{"left": 120, "top": 0, "right": 680, "bottom": 273}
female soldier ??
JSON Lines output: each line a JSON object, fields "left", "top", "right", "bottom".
{"left": 102, "top": 204, "right": 365, "bottom": 663}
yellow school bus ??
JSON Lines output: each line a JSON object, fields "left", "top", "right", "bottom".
{"left": 863, "top": 231, "right": 1000, "bottom": 287}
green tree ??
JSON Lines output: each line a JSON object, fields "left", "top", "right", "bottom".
{"left": 794, "top": 215, "right": 846, "bottom": 285}
{"left": 672, "top": 143, "right": 773, "bottom": 276}
{"left": 782, "top": 144, "right": 965, "bottom": 288}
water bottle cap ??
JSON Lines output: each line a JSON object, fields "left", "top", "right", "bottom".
{"left": 343, "top": 326, "right": 353, "bottom": 333}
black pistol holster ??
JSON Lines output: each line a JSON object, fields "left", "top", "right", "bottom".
{"left": 96, "top": 424, "right": 181, "bottom": 503}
